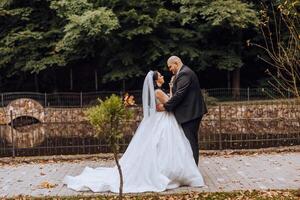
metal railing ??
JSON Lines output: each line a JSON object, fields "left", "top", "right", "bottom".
{"left": 1, "top": 91, "right": 136, "bottom": 108}
{"left": 0, "top": 101, "right": 299, "bottom": 157}
{"left": 0, "top": 88, "right": 297, "bottom": 108}
{"left": 0, "top": 109, "right": 139, "bottom": 157}
{"left": 204, "top": 88, "right": 296, "bottom": 102}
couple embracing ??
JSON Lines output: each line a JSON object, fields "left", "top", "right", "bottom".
{"left": 64, "top": 56, "right": 208, "bottom": 193}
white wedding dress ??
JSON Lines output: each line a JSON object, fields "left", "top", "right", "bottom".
{"left": 63, "top": 71, "right": 205, "bottom": 193}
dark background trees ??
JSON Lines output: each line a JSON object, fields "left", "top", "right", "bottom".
{"left": 0, "top": 0, "right": 296, "bottom": 93}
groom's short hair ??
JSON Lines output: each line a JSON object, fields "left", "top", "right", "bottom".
{"left": 167, "top": 56, "right": 182, "bottom": 64}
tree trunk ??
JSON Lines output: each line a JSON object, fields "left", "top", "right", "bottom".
{"left": 34, "top": 73, "right": 39, "bottom": 92}
{"left": 70, "top": 68, "right": 73, "bottom": 91}
{"left": 94, "top": 69, "right": 98, "bottom": 91}
{"left": 110, "top": 117, "right": 123, "bottom": 200}
{"left": 16, "top": 73, "right": 24, "bottom": 91}
{"left": 232, "top": 68, "right": 240, "bottom": 100}
{"left": 113, "top": 147, "right": 123, "bottom": 200}
{"left": 0, "top": 75, "right": 2, "bottom": 92}
{"left": 53, "top": 69, "right": 58, "bottom": 92}
{"left": 122, "top": 80, "right": 125, "bottom": 93}
{"left": 232, "top": 30, "right": 242, "bottom": 100}
{"left": 227, "top": 70, "right": 231, "bottom": 89}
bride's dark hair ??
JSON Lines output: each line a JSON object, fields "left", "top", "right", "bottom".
{"left": 152, "top": 71, "right": 160, "bottom": 90}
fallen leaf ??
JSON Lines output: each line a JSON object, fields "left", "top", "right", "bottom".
{"left": 38, "top": 181, "right": 57, "bottom": 189}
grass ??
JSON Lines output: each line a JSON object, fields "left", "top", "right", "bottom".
{"left": 5, "top": 190, "right": 300, "bottom": 200}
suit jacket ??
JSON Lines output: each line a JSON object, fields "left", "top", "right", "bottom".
{"left": 164, "top": 65, "right": 207, "bottom": 124}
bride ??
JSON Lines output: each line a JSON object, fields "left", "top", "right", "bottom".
{"left": 63, "top": 70, "right": 205, "bottom": 193}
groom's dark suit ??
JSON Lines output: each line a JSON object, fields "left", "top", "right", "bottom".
{"left": 164, "top": 65, "right": 207, "bottom": 165}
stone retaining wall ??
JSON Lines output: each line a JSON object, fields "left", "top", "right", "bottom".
{"left": 0, "top": 98, "right": 299, "bottom": 135}
{"left": 201, "top": 102, "right": 300, "bottom": 134}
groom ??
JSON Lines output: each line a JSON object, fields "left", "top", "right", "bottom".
{"left": 157, "top": 56, "right": 207, "bottom": 165}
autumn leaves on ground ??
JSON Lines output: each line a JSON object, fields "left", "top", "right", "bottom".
{"left": 2, "top": 190, "right": 299, "bottom": 200}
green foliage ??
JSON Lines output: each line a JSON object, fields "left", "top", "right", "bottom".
{"left": 55, "top": 8, "right": 119, "bottom": 56}
{"left": 200, "top": 0, "right": 259, "bottom": 29}
{"left": 85, "top": 94, "right": 134, "bottom": 198}
{"left": 0, "top": 7, "right": 32, "bottom": 20}
{"left": 175, "top": 0, "right": 259, "bottom": 72}
{"left": 0, "top": 0, "right": 64, "bottom": 75}
{"left": 172, "top": 0, "right": 207, "bottom": 25}
{"left": 50, "top": 0, "right": 93, "bottom": 18}
{"left": 102, "top": 66, "right": 144, "bottom": 82}
{"left": 85, "top": 94, "right": 133, "bottom": 141}
{"left": 216, "top": 54, "right": 243, "bottom": 71}
{"left": 0, "top": 0, "right": 262, "bottom": 88}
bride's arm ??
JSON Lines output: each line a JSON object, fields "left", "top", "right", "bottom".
{"left": 155, "top": 89, "right": 169, "bottom": 104}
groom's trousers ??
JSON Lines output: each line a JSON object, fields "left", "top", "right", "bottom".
{"left": 181, "top": 117, "right": 202, "bottom": 166}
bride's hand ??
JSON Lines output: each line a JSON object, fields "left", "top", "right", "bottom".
{"left": 169, "top": 76, "right": 175, "bottom": 97}
{"left": 156, "top": 104, "right": 165, "bottom": 112}
{"left": 170, "top": 76, "right": 175, "bottom": 85}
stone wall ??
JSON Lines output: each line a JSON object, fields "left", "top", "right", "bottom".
{"left": 201, "top": 102, "right": 300, "bottom": 135}
{"left": 0, "top": 98, "right": 299, "bottom": 135}
{"left": 44, "top": 108, "right": 87, "bottom": 123}
{"left": 0, "top": 99, "right": 88, "bottom": 124}
{"left": 0, "top": 107, "right": 5, "bottom": 125}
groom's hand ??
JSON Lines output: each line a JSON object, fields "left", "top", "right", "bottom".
{"left": 156, "top": 103, "right": 165, "bottom": 112}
